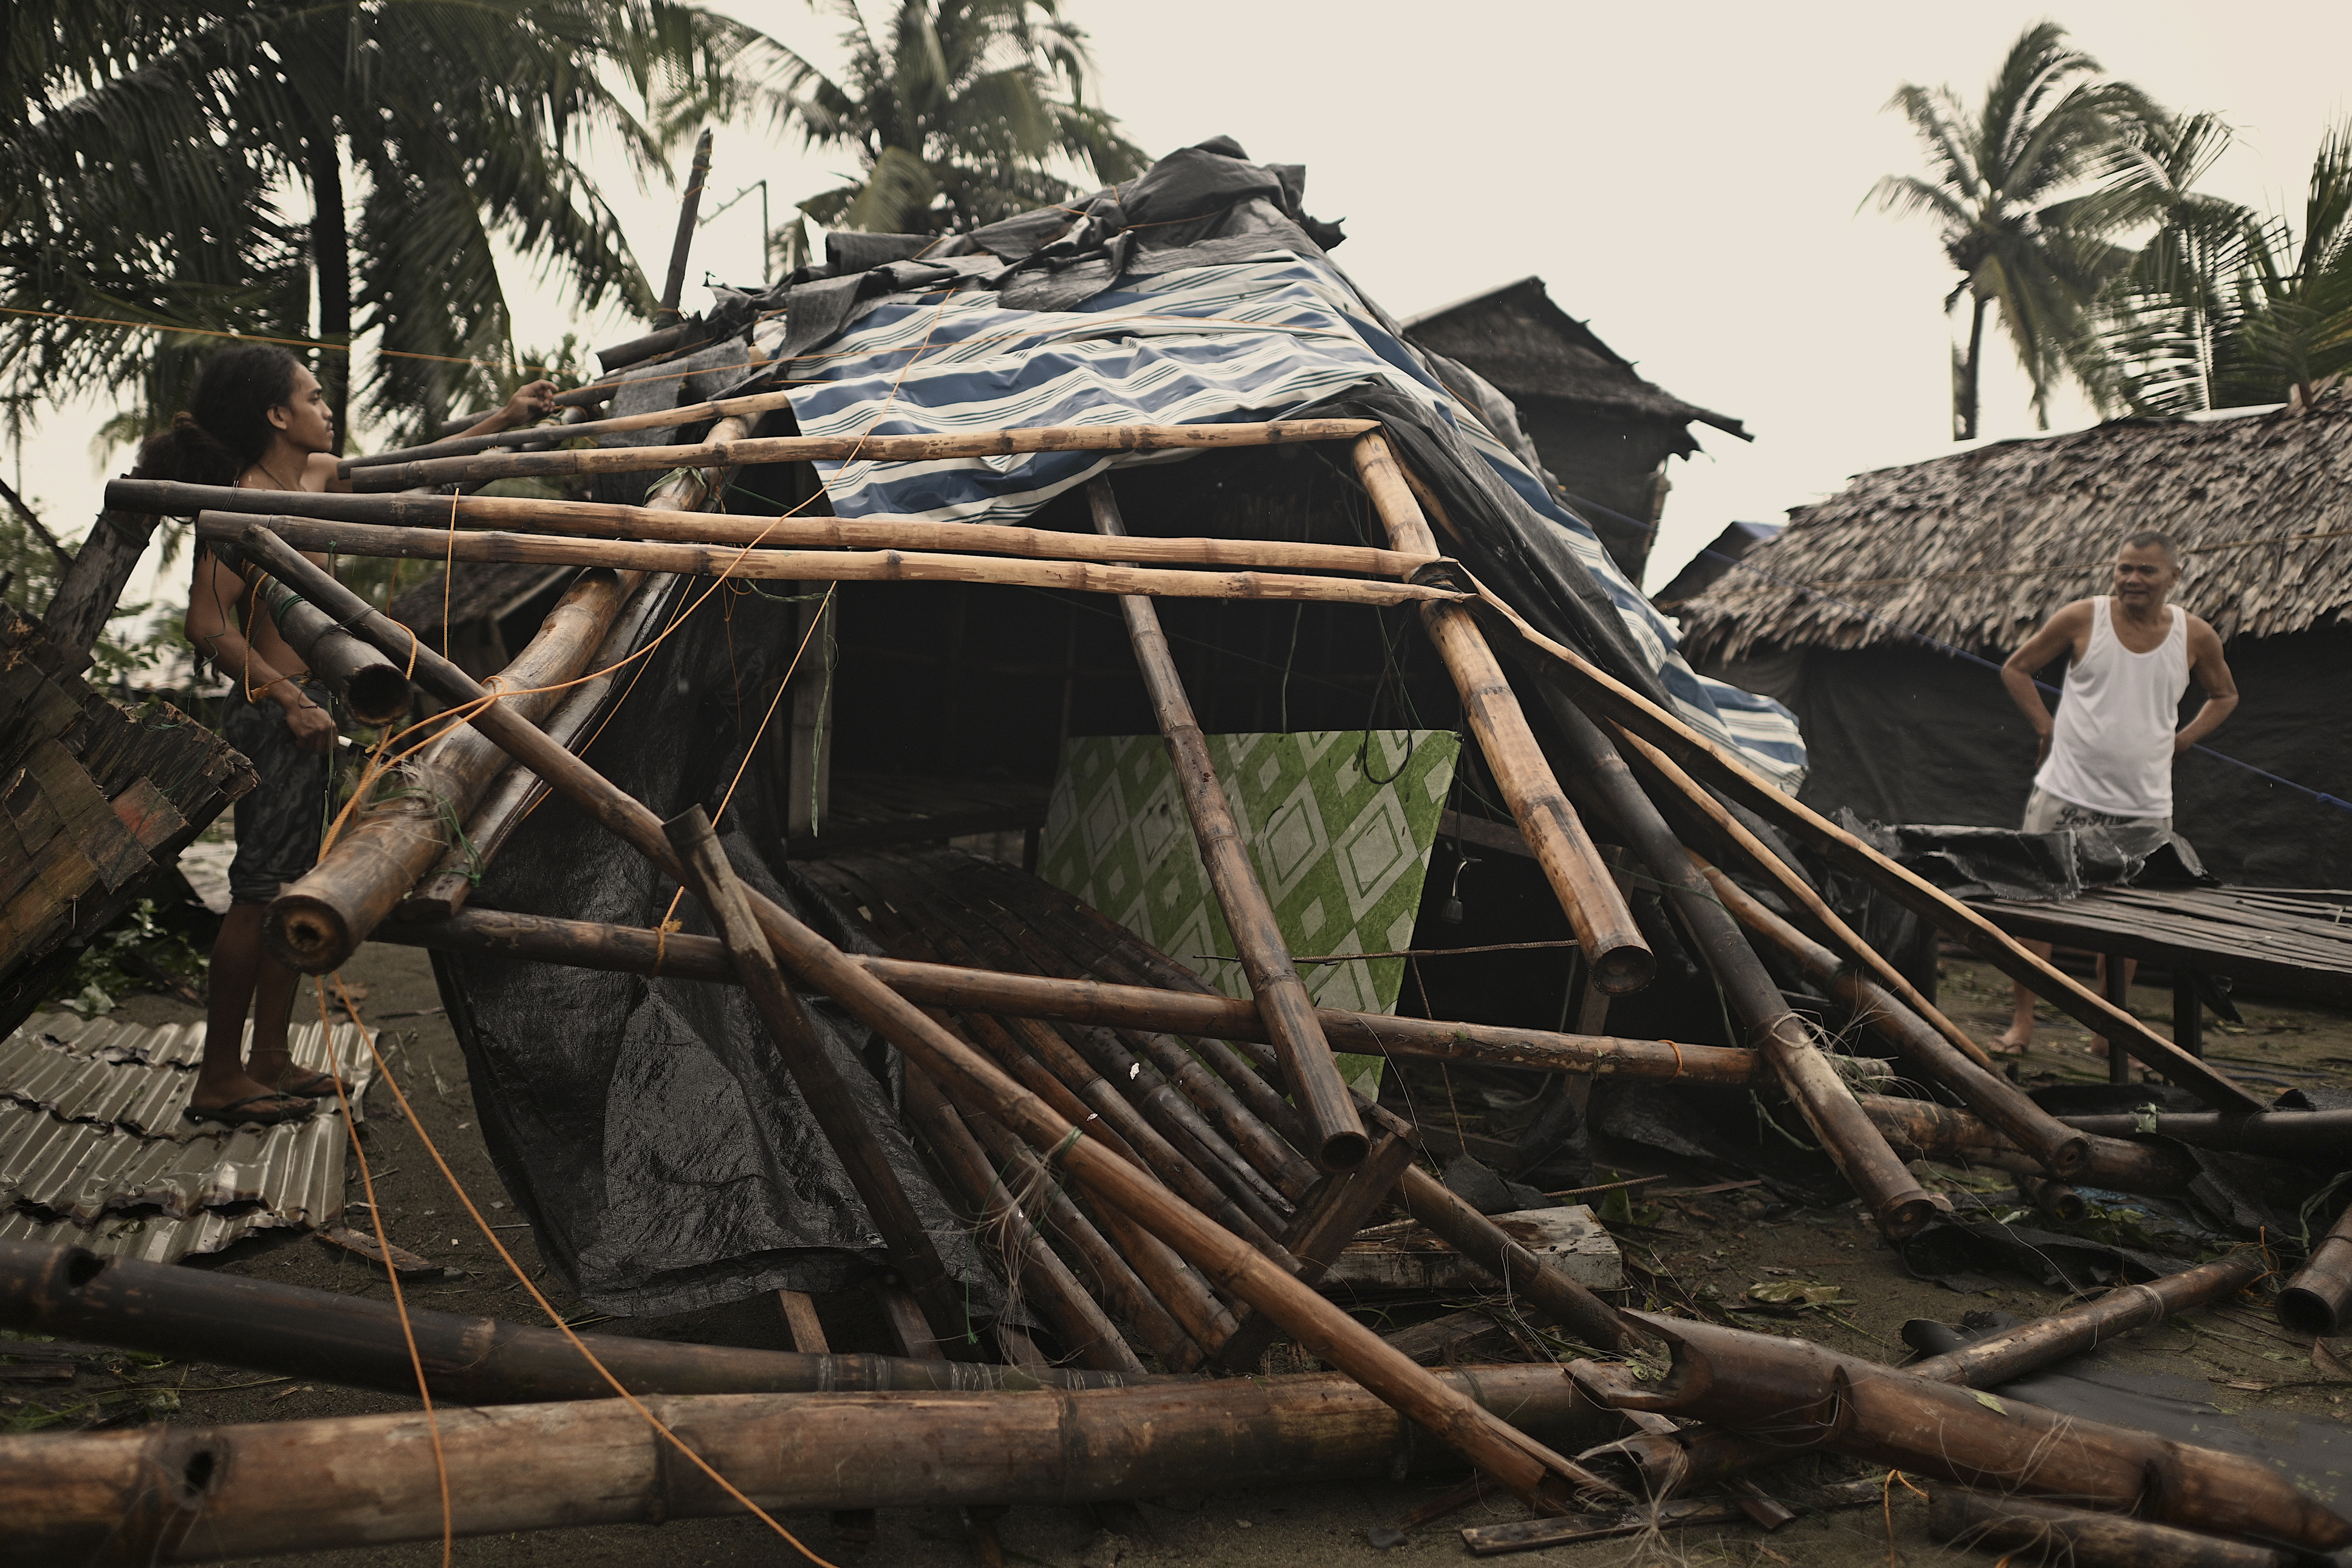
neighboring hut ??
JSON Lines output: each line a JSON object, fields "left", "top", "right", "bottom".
{"left": 1403, "top": 276, "right": 1748, "bottom": 582}
{"left": 1674, "top": 398, "right": 2352, "bottom": 887}
{"left": 1652, "top": 520, "right": 1781, "bottom": 613}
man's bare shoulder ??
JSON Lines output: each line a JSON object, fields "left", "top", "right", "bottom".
{"left": 2182, "top": 610, "right": 2227, "bottom": 650}
{"left": 2042, "top": 599, "right": 2097, "bottom": 632}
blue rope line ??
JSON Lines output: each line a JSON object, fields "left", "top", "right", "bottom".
{"left": 1692, "top": 545, "right": 2352, "bottom": 816}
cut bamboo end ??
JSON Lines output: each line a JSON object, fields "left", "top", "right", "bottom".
{"left": 1310, "top": 1129, "right": 1372, "bottom": 1174}
{"left": 265, "top": 894, "right": 354, "bottom": 975}
{"left": 343, "top": 664, "right": 414, "bottom": 728}
{"left": 1876, "top": 1188, "right": 1946, "bottom": 1240}
{"left": 1589, "top": 941, "right": 1654, "bottom": 995}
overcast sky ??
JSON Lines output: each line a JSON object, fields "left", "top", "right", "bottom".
{"left": 18, "top": 0, "right": 2351, "bottom": 623}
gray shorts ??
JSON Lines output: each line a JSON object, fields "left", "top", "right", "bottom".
{"left": 223, "top": 684, "right": 335, "bottom": 905}
{"left": 2022, "top": 786, "right": 2170, "bottom": 836}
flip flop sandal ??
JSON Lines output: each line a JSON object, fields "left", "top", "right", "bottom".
{"left": 273, "top": 1068, "right": 352, "bottom": 1099}
{"left": 183, "top": 1092, "right": 316, "bottom": 1127}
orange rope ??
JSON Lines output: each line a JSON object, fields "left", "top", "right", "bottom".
{"left": 327, "top": 975, "right": 841, "bottom": 1568}
{"left": 315, "top": 980, "right": 451, "bottom": 1568}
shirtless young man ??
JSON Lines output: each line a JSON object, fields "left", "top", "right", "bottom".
{"left": 1991, "top": 530, "right": 2238, "bottom": 1053}
{"left": 154, "top": 348, "right": 553, "bottom": 1123}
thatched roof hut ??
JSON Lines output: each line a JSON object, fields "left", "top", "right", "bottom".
{"left": 1672, "top": 398, "right": 2352, "bottom": 888}
{"left": 1403, "top": 278, "right": 1746, "bottom": 583}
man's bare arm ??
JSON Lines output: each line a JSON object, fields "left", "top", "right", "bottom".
{"left": 2173, "top": 616, "right": 2239, "bottom": 753}
{"left": 2002, "top": 601, "right": 2088, "bottom": 766}
{"left": 186, "top": 551, "right": 338, "bottom": 754}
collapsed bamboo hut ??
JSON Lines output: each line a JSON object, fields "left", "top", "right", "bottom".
{"left": 5, "top": 132, "right": 2345, "bottom": 1565}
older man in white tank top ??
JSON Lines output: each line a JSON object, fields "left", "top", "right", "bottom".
{"left": 1990, "top": 530, "right": 2238, "bottom": 1052}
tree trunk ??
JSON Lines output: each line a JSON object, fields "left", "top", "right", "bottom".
{"left": 1954, "top": 291, "right": 1986, "bottom": 441}
{"left": 299, "top": 108, "right": 351, "bottom": 454}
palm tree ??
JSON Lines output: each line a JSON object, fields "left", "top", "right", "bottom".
{"left": 1870, "top": 23, "right": 2153, "bottom": 438}
{"left": 2090, "top": 120, "right": 2352, "bottom": 414}
{"left": 1, "top": 1, "right": 752, "bottom": 446}
{"left": 748, "top": 1, "right": 1147, "bottom": 267}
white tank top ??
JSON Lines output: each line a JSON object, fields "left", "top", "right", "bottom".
{"left": 2034, "top": 598, "right": 2189, "bottom": 817}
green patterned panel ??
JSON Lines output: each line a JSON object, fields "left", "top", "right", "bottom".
{"left": 1038, "top": 730, "right": 1461, "bottom": 1096}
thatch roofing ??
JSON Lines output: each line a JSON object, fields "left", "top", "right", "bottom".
{"left": 1403, "top": 277, "right": 1747, "bottom": 441}
{"left": 386, "top": 561, "right": 570, "bottom": 638}
{"left": 1676, "top": 396, "right": 2352, "bottom": 663}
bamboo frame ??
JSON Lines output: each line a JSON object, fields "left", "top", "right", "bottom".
{"left": 195, "top": 512, "right": 1458, "bottom": 608}
{"left": 349, "top": 418, "right": 1384, "bottom": 491}
{"left": 228, "top": 523, "right": 1622, "bottom": 1508}
{"left": 1350, "top": 432, "right": 1651, "bottom": 993}
{"left": 369, "top": 906, "right": 1768, "bottom": 1085}
{"left": 1472, "top": 585, "right": 2265, "bottom": 1112}
{"left": 343, "top": 384, "right": 806, "bottom": 471}
{"left": 1090, "top": 479, "right": 1366, "bottom": 1173}
{"left": 112, "top": 477, "right": 1438, "bottom": 578}
{"left": 1692, "top": 856, "right": 2093, "bottom": 1178}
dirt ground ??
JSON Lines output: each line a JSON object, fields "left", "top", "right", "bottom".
{"left": 6, "top": 945, "right": 2348, "bottom": 1568}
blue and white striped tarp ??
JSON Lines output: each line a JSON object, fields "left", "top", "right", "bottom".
{"left": 774, "top": 250, "right": 1806, "bottom": 786}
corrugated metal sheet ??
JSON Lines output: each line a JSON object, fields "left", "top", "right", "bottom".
{"left": 0, "top": 1011, "right": 374, "bottom": 1263}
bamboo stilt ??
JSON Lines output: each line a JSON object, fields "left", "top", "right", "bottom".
{"left": 195, "top": 511, "right": 1452, "bottom": 608}
{"left": 1474, "top": 588, "right": 2263, "bottom": 1113}
{"left": 347, "top": 418, "right": 1384, "bottom": 491}
{"left": 374, "top": 905, "right": 1766, "bottom": 1083}
{"left": 1693, "top": 856, "right": 2092, "bottom": 1178}
{"left": 1526, "top": 683, "right": 1944, "bottom": 1239}
{"left": 111, "top": 477, "right": 1438, "bottom": 578}
{"left": 0, "top": 1238, "right": 1132, "bottom": 1405}
{"left": 1350, "top": 432, "right": 1650, "bottom": 994}
{"left": 0, "top": 1366, "right": 1623, "bottom": 1566}
{"left": 1090, "top": 479, "right": 1366, "bottom": 1173}
{"left": 664, "top": 806, "right": 978, "bottom": 1355}
{"left": 228, "top": 522, "right": 1623, "bottom": 1510}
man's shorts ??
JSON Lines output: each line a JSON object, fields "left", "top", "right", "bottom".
{"left": 2021, "top": 786, "right": 2170, "bottom": 836}
{"left": 223, "top": 685, "right": 334, "bottom": 906}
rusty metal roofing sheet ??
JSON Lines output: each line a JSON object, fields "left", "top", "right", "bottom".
{"left": 0, "top": 1012, "right": 374, "bottom": 1264}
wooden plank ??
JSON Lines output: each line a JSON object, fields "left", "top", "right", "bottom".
{"left": 776, "top": 1290, "right": 828, "bottom": 1354}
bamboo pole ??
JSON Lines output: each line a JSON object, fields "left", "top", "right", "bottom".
{"left": 1468, "top": 587, "right": 2265, "bottom": 1113}
{"left": 1692, "top": 856, "right": 2092, "bottom": 1178}
{"left": 1855, "top": 1092, "right": 2198, "bottom": 1193}
{"left": 1612, "top": 725, "right": 2000, "bottom": 1074}
{"left": 1395, "top": 1167, "right": 1642, "bottom": 1353}
{"left": 401, "top": 573, "right": 679, "bottom": 919}
{"left": 2278, "top": 1202, "right": 2352, "bottom": 1335}
{"left": 1929, "top": 1487, "right": 2294, "bottom": 1568}
{"left": 226, "top": 525, "right": 1622, "bottom": 1507}
{"left": 655, "top": 128, "right": 713, "bottom": 324}
{"left": 1525, "top": 684, "right": 1944, "bottom": 1239}
{"left": 196, "top": 511, "right": 1457, "bottom": 608}
{"left": 900, "top": 1066, "right": 1146, "bottom": 1376}
{"left": 0, "top": 1366, "right": 1624, "bottom": 1567}
{"left": 1350, "top": 432, "right": 1650, "bottom": 994}
{"left": 344, "top": 385, "right": 805, "bottom": 471}
{"left": 665, "top": 806, "right": 979, "bottom": 1354}
{"left": 263, "top": 566, "right": 641, "bottom": 972}
{"left": 375, "top": 905, "right": 1764, "bottom": 1083}
{"left": 203, "top": 542, "right": 412, "bottom": 726}
{"left": 1593, "top": 1249, "right": 2269, "bottom": 1497}
{"left": 111, "top": 477, "right": 1439, "bottom": 578}
{"left": 2048, "top": 1107, "right": 2351, "bottom": 1159}
{"left": 1211, "top": 1131, "right": 1418, "bottom": 1372}
{"left": 1601, "top": 1312, "right": 2351, "bottom": 1552}
{"left": 349, "top": 418, "right": 1384, "bottom": 491}
{"left": 1089, "top": 479, "right": 1366, "bottom": 1173}
{"left": 0, "top": 1238, "right": 1134, "bottom": 1403}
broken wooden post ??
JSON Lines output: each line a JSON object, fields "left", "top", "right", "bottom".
{"left": 347, "top": 418, "right": 1386, "bottom": 491}
{"left": 1594, "top": 1313, "right": 2352, "bottom": 1553}
{"left": 111, "top": 476, "right": 1438, "bottom": 578}
{"left": 1929, "top": 1487, "right": 2294, "bottom": 1568}
{"left": 0, "top": 1239, "right": 1129, "bottom": 1403}
{"left": 228, "top": 523, "right": 1624, "bottom": 1510}
{"left": 1350, "top": 432, "right": 1650, "bottom": 994}
{"left": 1692, "top": 855, "right": 2092, "bottom": 1179}
{"left": 1525, "top": 684, "right": 1943, "bottom": 1239}
{"left": 655, "top": 127, "right": 713, "bottom": 326}
{"left": 2278, "top": 1201, "right": 2352, "bottom": 1335}
{"left": 39, "top": 508, "right": 158, "bottom": 673}
{"left": 375, "top": 905, "right": 1766, "bottom": 1083}
{"left": 1475, "top": 588, "right": 2264, "bottom": 1112}
{"left": 1089, "top": 477, "right": 1366, "bottom": 1173}
{"left": 665, "top": 805, "right": 979, "bottom": 1357}
{"left": 200, "top": 511, "right": 1457, "bottom": 608}
{"left": 0, "top": 1366, "right": 1623, "bottom": 1566}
